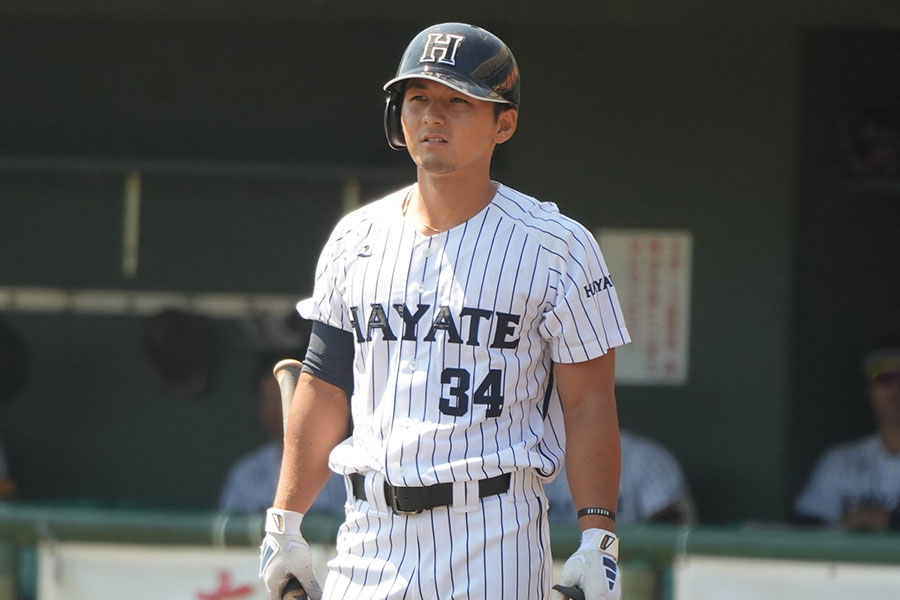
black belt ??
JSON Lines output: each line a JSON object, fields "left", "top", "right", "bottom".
{"left": 349, "top": 472, "right": 511, "bottom": 515}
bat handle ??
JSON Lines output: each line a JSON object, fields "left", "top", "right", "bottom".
{"left": 552, "top": 584, "right": 586, "bottom": 600}
{"left": 273, "top": 360, "right": 308, "bottom": 600}
{"left": 273, "top": 358, "right": 304, "bottom": 439}
{"left": 282, "top": 577, "right": 308, "bottom": 600}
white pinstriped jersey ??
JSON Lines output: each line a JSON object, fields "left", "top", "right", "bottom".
{"left": 299, "top": 182, "right": 630, "bottom": 487}
{"left": 795, "top": 433, "right": 900, "bottom": 525}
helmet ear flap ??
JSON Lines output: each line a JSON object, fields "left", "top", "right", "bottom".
{"left": 384, "top": 88, "right": 405, "bottom": 150}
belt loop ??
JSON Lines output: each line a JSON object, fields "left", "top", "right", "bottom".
{"left": 366, "top": 471, "right": 391, "bottom": 515}
{"left": 343, "top": 475, "right": 354, "bottom": 506}
{"left": 451, "top": 480, "right": 481, "bottom": 514}
{"left": 506, "top": 468, "right": 530, "bottom": 504}
{"left": 452, "top": 481, "right": 465, "bottom": 508}
{"left": 467, "top": 480, "right": 479, "bottom": 505}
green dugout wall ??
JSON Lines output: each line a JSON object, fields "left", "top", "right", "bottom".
{"left": 1, "top": 9, "right": 899, "bottom": 524}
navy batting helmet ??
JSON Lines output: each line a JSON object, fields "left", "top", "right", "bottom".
{"left": 383, "top": 23, "right": 520, "bottom": 150}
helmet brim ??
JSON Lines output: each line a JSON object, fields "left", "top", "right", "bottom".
{"left": 383, "top": 70, "right": 514, "bottom": 107}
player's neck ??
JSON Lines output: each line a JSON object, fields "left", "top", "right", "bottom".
{"left": 410, "top": 173, "right": 497, "bottom": 236}
{"left": 880, "top": 426, "right": 900, "bottom": 455}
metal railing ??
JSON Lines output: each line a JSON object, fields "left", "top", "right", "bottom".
{"left": 3, "top": 503, "right": 900, "bottom": 600}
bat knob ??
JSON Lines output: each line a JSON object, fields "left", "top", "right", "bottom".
{"left": 282, "top": 577, "right": 308, "bottom": 600}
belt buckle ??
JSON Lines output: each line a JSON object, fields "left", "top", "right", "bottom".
{"left": 385, "top": 483, "right": 424, "bottom": 515}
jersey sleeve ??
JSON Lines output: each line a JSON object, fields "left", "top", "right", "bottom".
{"left": 540, "top": 222, "right": 630, "bottom": 363}
{"left": 296, "top": 220, "right": 352, "bottom": 331}
{"left": 793, "top": 449, "right": 846, "bottom": 525}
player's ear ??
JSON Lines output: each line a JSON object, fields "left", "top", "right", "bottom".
{"left": 494, "top": 108, "right": 518, "bottom": 145}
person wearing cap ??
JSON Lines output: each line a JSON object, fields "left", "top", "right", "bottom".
{"left": 258, "top": 22, "right": 630, "bottom": 600}
{"left": 793, "top": 336, "right": 900, "bottom": 531}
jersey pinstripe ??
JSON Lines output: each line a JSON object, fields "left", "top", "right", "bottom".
{"left": 299, "top": 182, "right": 630, "bottom": 488}
{"left": 324, "top": 470, "right": 551, "bottom": 600}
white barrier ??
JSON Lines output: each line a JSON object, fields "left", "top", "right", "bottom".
{"left": 37, "top": 542, "right": 334, "bottom": 600}
{"left": 674, "top": 555, "right": 900, "bottom": 599}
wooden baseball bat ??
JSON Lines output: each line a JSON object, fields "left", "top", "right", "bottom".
{"left": 273, "top": 358, "right": 303, "bottom": 439}
{"left": 272, "top": 358, "right": 309, "bottom": 600}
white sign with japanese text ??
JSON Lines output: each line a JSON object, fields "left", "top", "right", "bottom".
{"left": 597, "top": 229, "right": 693, "bottom": 384}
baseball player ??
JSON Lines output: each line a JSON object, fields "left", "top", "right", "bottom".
{"left": 545, "top": 430, "right": 697, "bottom": 526}
{"left": 793, "top": 337, "right": 900, "bottom": 531}
{"left": 259, "top": 23, "right": 630, "bottom": 600}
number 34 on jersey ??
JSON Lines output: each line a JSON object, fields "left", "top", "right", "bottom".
{"left": 350, "top": 301, "right": 520, "bottom": 419}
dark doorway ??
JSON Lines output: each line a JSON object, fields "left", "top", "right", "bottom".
{"left": 790, "top": 30, "right": 900, "bottom": 504}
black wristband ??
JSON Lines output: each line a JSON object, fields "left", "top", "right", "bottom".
{"left": 577, "top": 506, "right": 616, "bottom": 521}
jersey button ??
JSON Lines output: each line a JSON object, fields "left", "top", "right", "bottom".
{"left": 408, "top": 360, "right": 418, "bottom": 371}
{"left": 415, "top": 283, "right": 426, "bottom": 293}
{"left": 423, "top": 247, "right": 433, "bottom": 257}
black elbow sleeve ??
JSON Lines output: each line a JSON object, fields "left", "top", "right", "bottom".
{"left": 301, "top": 320, "right": 354, "bottom": 399}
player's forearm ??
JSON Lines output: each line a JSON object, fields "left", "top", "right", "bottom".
{"left": 564, "top": 398, "right": 621, "bottom": 531}
{"left": 273, "top": 372, "right": 351, "bottom": 513}
{"left": 555, "top": 353, "right": 621, "bottom": 532}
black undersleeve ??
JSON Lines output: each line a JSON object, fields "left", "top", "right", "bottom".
{"left": 301, "top": 320, "right": 354, "bottom": 399}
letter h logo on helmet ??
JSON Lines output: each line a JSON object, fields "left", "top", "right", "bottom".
{"left": 420, "top": 33, "right": 465, "bottom": 65}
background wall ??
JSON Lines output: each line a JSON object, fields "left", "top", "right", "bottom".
{"left": 0, "top": 4, "right": 898, "bottom": 523}
{"left": 508, "top": 25, "right": 799, "bottom": 522}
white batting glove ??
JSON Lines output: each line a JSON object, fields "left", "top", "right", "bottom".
{"left": 259, "top": 508, "right": 323, "bottom": 600}
{"left": 553, "top": 528, "right": 621, "bottom": 600}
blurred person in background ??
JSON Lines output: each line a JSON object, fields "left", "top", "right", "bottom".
{"left": 141, "top": 308, "right": 214, "bottom": 399}
{"left": 840, "top": 106, "right": 900, "bottom": 180}
{"left": 794, "top": 335, "right": 900, "bottom": 531}
{"left": 218, "top": 353, "right": 345, "bottom": 515}
{"left": 0, "top": 319, "right": 29, "bottom": 500}
{"left": 545, "top": 429, "right": 696, "bottom": 526}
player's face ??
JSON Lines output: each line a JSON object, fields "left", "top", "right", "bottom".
{"left": 870, "top": 370, "right": 900, "bottom": 428}
{"left": 400, "top": 79, "right": 516, "bottom": 175}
